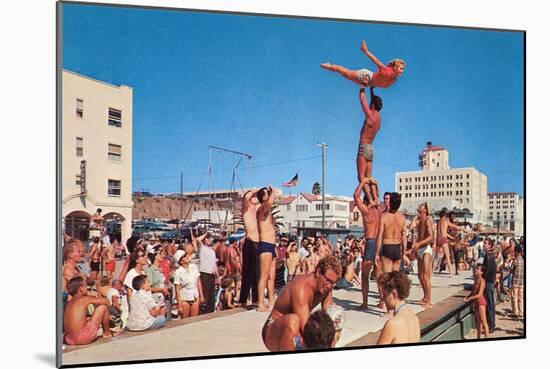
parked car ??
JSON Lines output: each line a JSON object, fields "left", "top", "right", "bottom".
{"left": 148, "top": 225, "right": 172, "bottom": 239}
{"left": 132, "top": 225, "right": 149, "bottom": 237}
{"left": 228, "top": 228, "right": 246, "bottom": 243}
{"left": 160, "top": 229, "right": 178, "bottom": 241}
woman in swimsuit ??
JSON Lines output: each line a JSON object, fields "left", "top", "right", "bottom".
{"left": 464, "top": 265, "right": 489, "bottom": 339}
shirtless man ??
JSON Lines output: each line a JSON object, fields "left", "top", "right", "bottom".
{"left": 63, "top": 276, "right": 115, "bottom": 345}
{"left": 88, "top": 237, "right": 101, "bottom": 283}
{"left": 380, "top": 192, "right": 391, "bottom": 214}
{"left": 376, "top": 193, "right": 406, "bottom": 273}
{"left": 90, "top": 208, "right": 104, "bottom": 238}
{"left": 317, "top": 236, "right": 331, "bottom": 259}
{"left": 304, "top": 244, "right": 320, "bottom": 274}
{"left": 357, "top": 86, "right": 383, "bottom": 205}
{"left": 335, "top": 253, "right": 360, "bottom": 289}
{"left": 286, "top": 242, "right": 303, "bottom": 281}
{"left": 102, "top": 241, "right": 116, "bottom": 281}
{"left": 262, "top": 256, "right": 341, "bottom": 351}
{"left": 376, "top": 272, "right": 420, "bottom": 344}
{"left": 63, "top": 239, "right": 86, "bottom": 294}
{"left": 353, "top": 178, "right": 381, "bottom": 309}
{"left": 407, "top": 203, "right": 434, "bottom": 308}
{"left": 256, "top": 186, "right": 277, "bottom": 311}
{"left": 239, "top": 190, "right": 260, "bottom": 306}
{"left": 436, "top": 208, "right": 466, "bottom": 276}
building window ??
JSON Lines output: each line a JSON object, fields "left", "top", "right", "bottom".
{"left": 76, "top": 137, "right": 83, "bottom": 156}
{"left": 108, "top": 179, "right": 121, "bottom": 196}
{"left": 297, "top": 205, "right": 308, "bottom": 212}
{"left": 108, "top": 108, "right": 122, "bottom": 127}
{"left": 76, "top": 98, "right": 83, "bottom": 118}
{"left": 287, "top": 205, "right": 291, "bottom": 211}
{"left": 108, "top": 143, "right": 122, "bottom": 161}
{"left": 466, "top": 174, "right": 470, "bottom": 179}
{"left": 353, "top": 211, "right": 359, "bottom": 221}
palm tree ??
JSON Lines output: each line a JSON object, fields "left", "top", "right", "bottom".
{"left": 312, "top": 182, "right": 321, "bottom": 195}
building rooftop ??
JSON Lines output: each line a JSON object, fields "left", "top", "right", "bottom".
{"left": 63, "top": 69, "right": 133, "bottom": 90}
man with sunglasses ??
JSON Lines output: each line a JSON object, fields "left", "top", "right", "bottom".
{"left": 261, "top": 256, "right": 342, "bottom": 351}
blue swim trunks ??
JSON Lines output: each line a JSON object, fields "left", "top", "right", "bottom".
{"left": 364, "top": 238, "right": 376, "bottom": 262}
{"left": 256, "top": 241, "right": 276, "bottom": 258}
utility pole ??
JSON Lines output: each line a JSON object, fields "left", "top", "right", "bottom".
{"left": 317, "top": 143, "right": 327, "bottom": 230}
{"left": 179, "top": 172, "right": 183, "bottom": 237}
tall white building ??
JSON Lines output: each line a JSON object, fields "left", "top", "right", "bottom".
{"left": 395, "top": 142, "right": 488, "bottom": 224}
{"left": 275, "top": 193, "right": 351, "bottom": 233}
{"left": 487, "top": 192, "right": 524, "bottom": 237}
{"left": 62, "top": 70, "right": 133, "bottom": 244}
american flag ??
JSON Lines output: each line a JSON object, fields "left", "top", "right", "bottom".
{"left": 282, "top": 173, "right": 299, "bottom": 187}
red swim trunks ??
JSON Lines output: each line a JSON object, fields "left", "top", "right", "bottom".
{"left": 64, "top": 320, "right": 100, "bottom": 345}
{"left": 436, "top": 236, "right": 448, "bottom": 247}
{"left": 105, "top": 261, "right": 116, "bottom": 273}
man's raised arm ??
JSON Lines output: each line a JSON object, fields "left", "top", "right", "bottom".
{"left": 359, "top": 87, "right": 374, "bottom": 120}
{"left": 360, "top": 40, "right": 385, "bottom": 69}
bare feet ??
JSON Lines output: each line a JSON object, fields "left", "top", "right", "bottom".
{"left": 102, "top": 332, "right": 113, "bottom": 339}
{"left": 420, "top": 297, "right": 427, "bottom": 304}
{"left": 357, "top": 304, "right": 369, "bottom": 311}
{"left": 256, "top": 305, "right": 270, "bottom": 312}
{"left": 376, "top": 301, "right": 385, "bottom": 309}
{"left": 422, "top": 302, "right": 433, "bottom": 309}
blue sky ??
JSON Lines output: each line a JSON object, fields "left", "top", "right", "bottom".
{"left": 62, "top": 3, "right": 524, "bottom": 197}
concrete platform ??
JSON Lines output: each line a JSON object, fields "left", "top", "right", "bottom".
{"left": 62, "top": 271, "right": 473, "bottom": 366}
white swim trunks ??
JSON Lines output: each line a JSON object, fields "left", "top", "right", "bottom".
{"left": 418, "top": 245, "right": 433, "bottom": 259}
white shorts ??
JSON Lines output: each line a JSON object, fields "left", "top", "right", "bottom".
{"left": 357, "top": 68, "right": 373, "bottom": 84}
{"left": 418, "top": 245, "right": 433, "bottom": 260}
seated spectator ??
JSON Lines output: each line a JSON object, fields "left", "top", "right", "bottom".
{"left": 218, "top": 277, "right": 236, "bottom": 311}
{"left": 106, "top": 279, "right": 125, "bottom": 331}
{"left": 126, "top": 275, "right": 166, "bottom": 332}
{"left": 63, "top": 277, "right": 116, "bottom": 346}
{"left": 335, "top": 253, "right": 360, "bottom": 290}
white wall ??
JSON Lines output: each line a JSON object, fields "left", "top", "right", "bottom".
{"left": 61, "top": 71, "right": 134, "bottom": 242}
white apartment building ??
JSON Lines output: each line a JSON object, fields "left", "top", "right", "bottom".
{"left": 395, "top": 142, "right": 488, "bottom": 224}
{"left": 62, "top": 70, "right": 133, "bottom": 244}
{"left": 487, "top": 192, "right": 524, "bottom": 237}
{"left": 275, "top": 193, "right": 351, "bottom": 233}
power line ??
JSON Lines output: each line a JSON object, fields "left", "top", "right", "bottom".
{"left": 133, "top": 155, "right": 321, "bottom": 182}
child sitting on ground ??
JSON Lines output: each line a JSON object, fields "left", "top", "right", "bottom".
{"left": 106, "top": 279, "right": 125, "bottom": 331}
{"left": 126, "top": 275, "right": 166, "bottom": 332}
{"left": 63, "top": 276, "right": 116, "bottom": 346}
{"left": 218, "top": 277, "right": 236, "bottom": 311}
{"left": 321, "top": 40, "right": 405, "bottom": 88}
